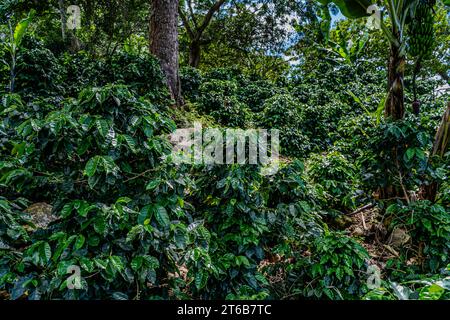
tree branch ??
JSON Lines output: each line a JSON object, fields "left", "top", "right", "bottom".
{"left": 197, "top": 0, "right": 227, "bottom": 36}
{"left": 187, "top": 0, "right": 199, "bottom": 29}
{"left": 178, "top": 7, "right": 195, "bottom": 39}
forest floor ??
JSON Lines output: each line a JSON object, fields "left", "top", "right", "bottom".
{"left": 346, "top": 205, "right": 420, "bottom": 271}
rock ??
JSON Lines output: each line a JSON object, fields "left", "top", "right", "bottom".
{"left": 353, "top": 227, "right": 365, "bottom": 237}
{"left": 24, "top": 202, "right": 58, "bottom": 230}
{"left": 388, "top": 228, "right": 410, "bottom": 248}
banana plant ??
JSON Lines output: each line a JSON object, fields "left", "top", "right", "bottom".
{"left": 317, "top": 0, "right": 447, "bottom": 120}
{"left": 324, "top": 29, "right": 370, "bottom": 66}
{"left": 1, "top": 9, "right": 35, "bottom": 93}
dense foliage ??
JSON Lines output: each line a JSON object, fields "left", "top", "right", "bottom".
{"left": 0, "top": 0, "right": 449, "bottom": 301}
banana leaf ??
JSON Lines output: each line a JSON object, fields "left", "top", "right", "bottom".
{"left": 13, "top": 9, "right": 36, "bottom": 48}
{"left": 317, "top": 0, "right": 374, "bottom": 19}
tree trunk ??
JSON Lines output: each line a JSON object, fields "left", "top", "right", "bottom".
{"left": 149, "top": 0, "right": 183, "bottom": 106}
{"left": 379, "top": 36, "right": 407, "bottom": 200}
{"left": 58, "top": 0, "right": 66, "bottom": 42}
{"left": 189, "top": 41, "right": 201, "bottom": 68}
{"left": 420, "top": 102, "right": 450, "bottom": 201}
{"left": 385, "top": 42, "right": 405, "bottom": 120}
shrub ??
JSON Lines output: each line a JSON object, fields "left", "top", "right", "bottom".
{"left": 258, "top": 94, "right": 310, "bottom": 157}
{"left": 360, "top": 116, "right": 434, "bottom": 195}
{"left": 264, "top": 160, "right": 325, "bottom": 256}
{"left": 238, "top": 80, "right": 284, "bottom": 113}
{"left": 387, "top": 201, "right": 450, "bottom": 272}
{"left": 197, "top": 79, "right": 252, "bottom": 127}
{"left": 197, "top": 79, "right": 239, "bottom": 113}
{"left": 300, "top": 102, "right": 353, "bottom": 150}
{"left": 180, "top": 66, "right": 203, "bottom": 100}
{"left": 0, "top": 85, "right": 207, "bottom": 299}
{"left": 9, "top": 36, "right": 65, "bottom": 98}
{"left": 62, "top": 51, "right": 167, "bottom": 100}
{"left": 210, "top": 98, "right": 252, "bottom": 128}
{"left": 277, "top": 231, "right": 369, "bottom": 300}
{"left": 187, "top": 165, "right": 270, "bottom": 299}
{"left": 305, "top": 151, "right": 360, "bottom": 211}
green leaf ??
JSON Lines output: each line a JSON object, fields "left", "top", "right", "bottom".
{"left": 143, "top": 256, "right": 159, "bottom": 269}
{"left": 327, "top": 0, "right": 372, "bottom": 19}
{"left": 1, "top": 169, "right": 30, "bottom": 184}
{"left": 95, "top": 119, "right": 109, "bottom": 137}
{"left": 129, "top": 115, "right": 140, "bottom": 127}
{"left": 390, "top": 282, "right": 411, "bottom": 300}
{"left": 187, "top": 221, "right": 202, "bottom": 232}
{"left": 131, "top": 256, "right": 143, "bottom": 271}
{"left": 422, "top": 219, "right": 432, "bottom": 231}
{"left": 106, "top": 127, "right": 117, "bottom": 147}
{"left": 93, "top": 217, "right": 107, "bottom": 234}
{"left": 406, "top": 148, "right": 415, "bottom": 160}
{"left": 138, "top": 205, "right": 153, "bottom": 225}
{"left": 40, "top": 242, "right": 51, "bottom": 264}
{"left": 93, "top": 259, "right": 107, "bottom": 270}
{"left": 74, "top": 235, "right": 85, "bottom": 250}
{"left": 112, "top": 292, "right": 128, "bottom": 300}
{"left": 84, "top": 156, "right": 100, "bottom": 177}
{"left": 78, "top": 257, "right": 94, "bottom": 272}
{"left": 331, "top": 254, "right": 339, "bottom": 265}
{"left": 195, "top": 270, "right": 208, "bottom": 290}
{"left": 126, "top": 225, "right": 144, "bottom": 242}
{"left": 88, "top": 175, "right": 100, "bottom": 189}
{"left": 336, "top": 267, "right": 343, "bottom": 280}
{"left": 146, "top": 179, "right": 161, "bottom": 191}
{"left": 14, "top": 10, "right": 36, "bottom": 47}
{"left": 60, "top": 203, "right": 73, "bottom": 218}
{"left": 236, "top": 256, "right": 250, "bottom": 267}
{"left": 347, "top": 90, "right": 370, "bottom": 115}
{"left": 100, "top": 156, "right": 119, "bottom": 176}
{"left": 154, "top": 205, "right": 170, "bottom": 227}
{"left": 255, "top": 272, "right": 269, "bottom": 286}
{"left": 419, "top": 283, "right": 445, "bottom": 300}
{"left": 375, "top": 94, "right": 387, "bottom": 124}
{"left": 49, "top": 232, "right": 66, "bottom": 241}
{"left": 52, "top": 236, "right": 75, "bottom": 262}
{"left": 77, "top": 202, "right": 97, "bottom": 218}
{"left": 109, "top": 256, "right": 124, "bottom": 272}
{"left": 122, "top": 135, "right": 137, "bottom": 153}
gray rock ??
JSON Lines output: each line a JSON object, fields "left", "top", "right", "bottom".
{"left": 24, "top": 203, "right": 58, "bottom": 230}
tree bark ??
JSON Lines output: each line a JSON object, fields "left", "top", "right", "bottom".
{"left": 189, "top": 41, "right": 201, "bottom": 68}
{"left": 379, "top": 32, "right": 407, "bottom": 199}
{"left": 420, "top": 102, "right": 450, "bottom": 202}
{"left": 179, "top": 0, "right": 226, "bottom": 68}
{"left": 149, "top": 0, "right": 183, "bottom": 106}
{"left": 58, "top": 0, "right": 66, "bottom": 42}
{"left": 385, "top": 41, "right": 405, "bottom": 120}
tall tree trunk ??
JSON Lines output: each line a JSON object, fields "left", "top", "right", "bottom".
{"left": 58, "top": 0, "right": 66, "bottom": 42}
{"left": 420, "top": 102, "right": 450, "bottom": 201}
{"left": 381, "top": 35, "right": 406, "bottom": 199}
{"left": 149, "top": 0, "right": 183, "bottom": 106}
{"left": 189, "top": 40, "right": 201, "bottom": 68}
{"left": 385, "top": 41, "right": 405, "bottom": 120}
{"left": 8, "top": 20, "right": 16, "bottom": 93}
